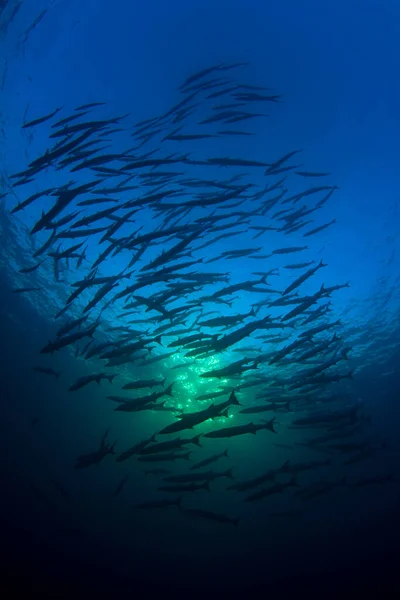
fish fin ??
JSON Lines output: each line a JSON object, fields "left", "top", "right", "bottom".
{"left": 226, "top": 468, "right": 234, "bottom": 479}
{"left": 268, "top": 417, "right": 277, "bottom": 433}
{"left": 192, "top": 434, "right": 202, "bottom": 447}
{"left": 230, "top": 389, "right": 240, "bottom": 405}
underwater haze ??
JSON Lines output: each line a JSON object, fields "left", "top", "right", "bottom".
{"left": 1, "top": 0, "right": 400, "bottom": 596}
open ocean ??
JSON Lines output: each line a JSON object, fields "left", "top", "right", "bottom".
{"left": 1, "top": 0, "right": 400, "bottom": 596}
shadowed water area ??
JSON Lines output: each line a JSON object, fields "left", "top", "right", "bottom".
{"left": 1, "top": 0, "right": 400, "bottom": 596}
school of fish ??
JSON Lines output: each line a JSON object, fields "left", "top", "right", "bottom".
{"left": 5, "top": 61, "right": 391, "bottom": 528}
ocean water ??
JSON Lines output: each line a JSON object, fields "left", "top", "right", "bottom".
{"left": 1, "top": 0, "right": 400, "bottom": 596}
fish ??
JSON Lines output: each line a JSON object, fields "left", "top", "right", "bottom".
{"left": 281, "top": 459, "right": 331, "bottom": 474}
{"left": 40, "top": 322, "right": 98, "bottom": 354}
{"left": 158, "top": 481, "right": 210, "bottom": 493}
{"left": 284, "top": 261, "right": 315, "bottom": 269}
{"left": 303, "top": 219, "right": 337, "bottom": 237}
{"left": 244, "top": 476, "right": 298, "bottom": 502}
{"left": 122, "top": 377, "right": 166, "bottom": 391}
{"left": 22, "top": 107, "right": 63, "bottom": 128}
{"left": 272, "top": 246, "right": 308, "bottom": 255}
{"left": 75, "top": 102, "right": 107, "bottom": 111}
{"left": 163, "top": 468, "right": 233, "bottom": 484}
{"left": 114, "top": 383, "right": 174, "bottom": 413}
{"left": 158, "top": 390, "right": 240, "bottom": 436}
{"left": 116, "top": 434, "right": 157, "bottom": 463}
{"left": 228, "top": 460, "right": 289, "bottom": 492}
{"left": 203, "top": 419, "right": 277, "bottom": 439}
{"left": 112, "top": 473, "right": 130, "bottom": 497}
{"left": 295, "top": 171, "right": 331, "bottom": 177}
{"left": 33, "top": 366, "right": 61, "bottom": 379}
{"left": 69, "top": 373, "right": 116, "bottom": 392}
{"left": 144, "top": 469, "right": 170, "bottom": 476}
{"left": 138, "top": 434, "right": 202, "bottom": 455}
{"left": 138, "top": 451, "right": 192, "bottom": 463}
{"left": 239, "top": 401, "right": 291, "bottom": 414}
{"left": 56, "top": 315, "right": 89, "bottom": 337}
{"left": 75, "top": 430, "right": 116, "bottom": 469}
{"left": 33, "top": 230, "right": 57, "bottom": 258}
{"left": 282, "top": 260, "right": 327, "bottom": 296}
{"left": 12, "top": 287, "right": 41, "bottom": 293}
{"left": 190, "top": 449, "right": 229, "bottom": 470}
{"left": 180, "top": 507, "right": 239, "bottom": 527}
{"left": 135, "top": 496, "right": 182, "bottom": 510}
{"left": 279, "top": 286, "right": 326, "bottom": 322}
{"left": 149, "top": 402, "right": 183, "bottom": 414}
{"left": 199, "top": 357, "right": 259, "bottom": 379}
{"left": 19, "top": 260, "right": 45, "bottom": 273}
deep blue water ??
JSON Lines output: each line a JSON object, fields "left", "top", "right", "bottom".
{"left": 1, "top": 0, "right": 400, "bottom": 596}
